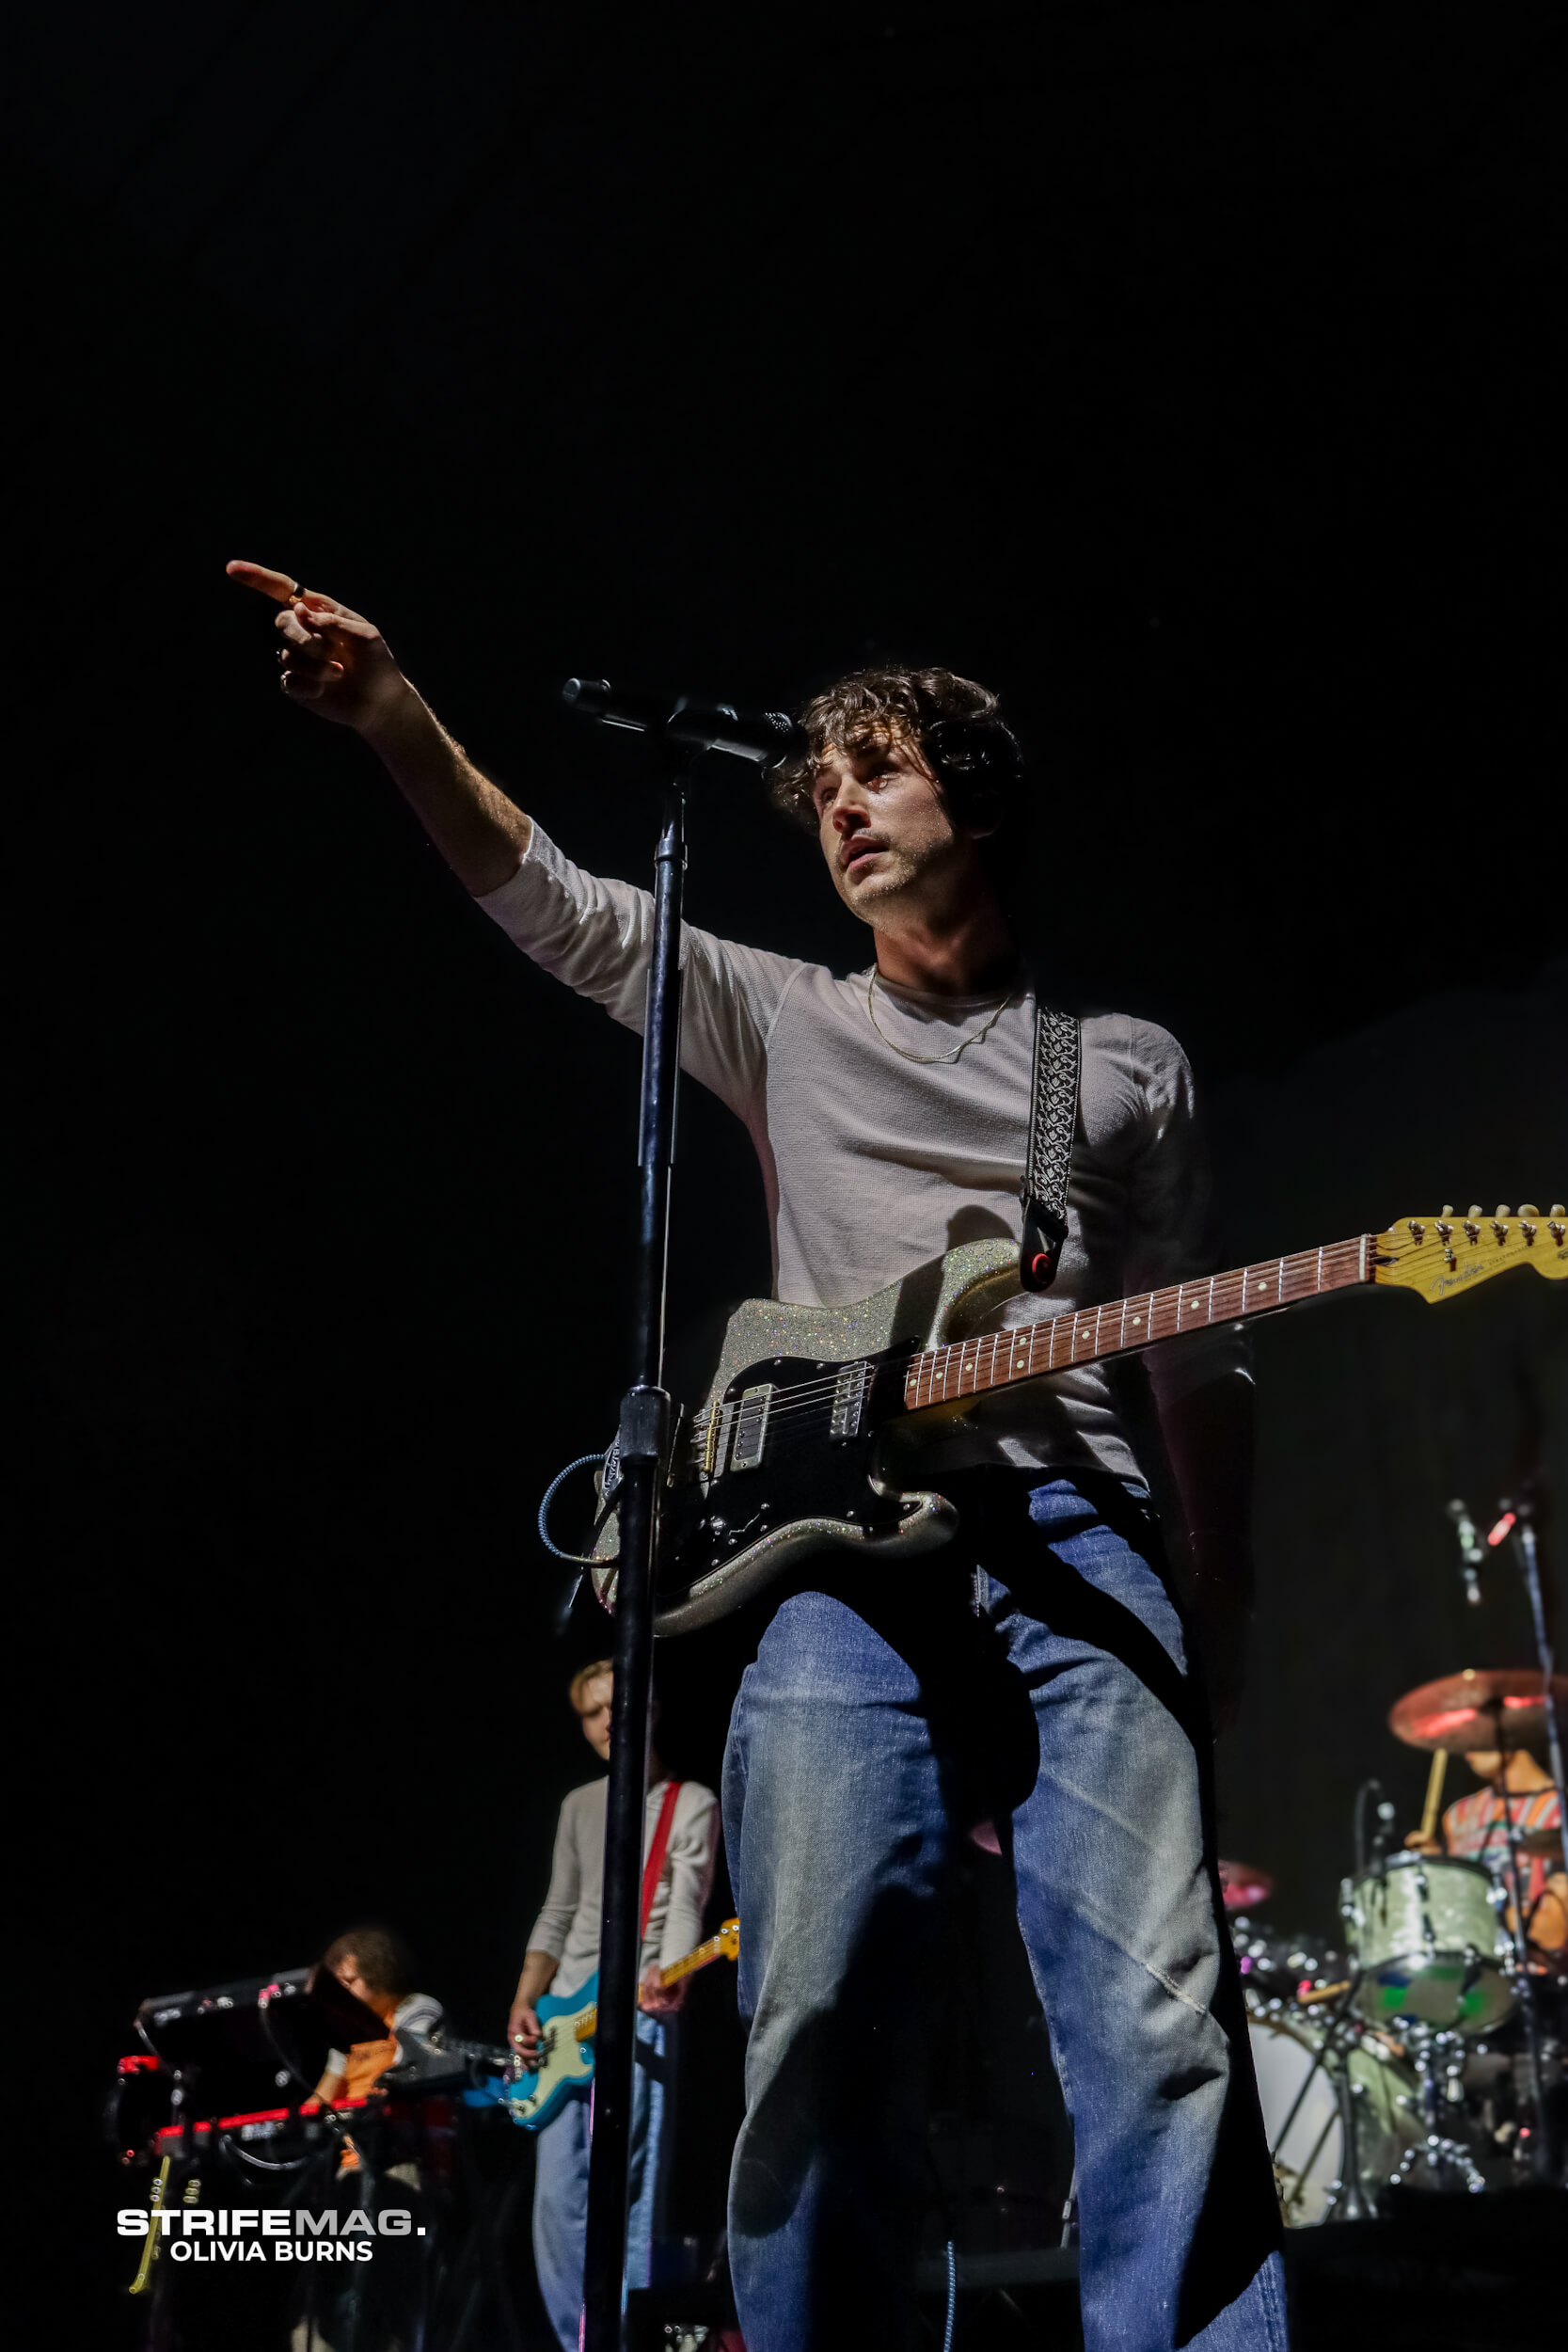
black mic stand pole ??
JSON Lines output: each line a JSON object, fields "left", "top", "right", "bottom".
{"left": 1501, "top": 1495, "right": 1566, "bottom": 2183}
{"left": 582, "top": 748, "right": 689, "bottom": 2352}
{"left": 1506, "top": 1495, "right": 1568, "bottom": 1852}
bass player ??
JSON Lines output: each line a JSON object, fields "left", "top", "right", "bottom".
{"left": 229, "top": 559, "right": 1288, "bottom": 2352}
{"left": 509, "top": 1658, "right": 719, "bottom": 2351}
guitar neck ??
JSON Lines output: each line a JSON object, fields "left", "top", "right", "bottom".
{"left": 574, "top": 1925, "right": 737, "bottom": 2042}
{"left": 903, "top": 1232, "right": 1377, "bottom": 1414}
{"left": 658, "top": 1929, "right": 731, "bottom": 1988}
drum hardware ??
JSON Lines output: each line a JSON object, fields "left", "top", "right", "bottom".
{"left": 1386, "top": 2024, "right": 1486, "bottom": 2196}
{"left": 1325, "top": 1986, "right": 1377, "bottom": 2222}
{"left": 1489, "top": 1492, "right": 1568, "bottom": 1854}
{"left": 1352, "top": 1777, "right": 1397, "bottom": 1885}
{"left": 1387, "top": 1662, "right": 1567, "bottom": 2185}
{"left": 1475, "top": 1713, "right": 1558, "bottom": 2184}
{"left": 1232, "top": 1916, "right": 1346, "bottom": 2010}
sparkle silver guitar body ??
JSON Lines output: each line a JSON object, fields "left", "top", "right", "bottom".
{"left": 590, "top": 1238, "right": 1021, "bottom": 1635}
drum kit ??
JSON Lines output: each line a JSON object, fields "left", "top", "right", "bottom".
{"left": 1226, "top": 1669, "right": 1568, "bottom": 2227}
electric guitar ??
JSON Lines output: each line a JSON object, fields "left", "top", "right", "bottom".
{"left": 501, "top": 1918, "right": 740, "bottom": 2131}
{"left": 591, "top": 1204, "right": 1566, "bottom": 1635}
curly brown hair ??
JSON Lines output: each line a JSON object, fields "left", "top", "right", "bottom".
{"left": 323, "top": 1923, "right": 416, "bottom": 2002}
{"left": 769, "top": 666, "right": 1023, "bottom": 836}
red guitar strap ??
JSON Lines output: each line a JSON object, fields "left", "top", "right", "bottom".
{"left": 640, "top": 1780, "right": 683, "bottom": 1942}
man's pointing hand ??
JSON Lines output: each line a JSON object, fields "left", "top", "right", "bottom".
{"left": 226, "top": 560, "right": 406, "bottom": 733}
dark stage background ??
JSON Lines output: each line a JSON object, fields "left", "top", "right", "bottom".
{"left": 8, "top": 5, "right": 1566, "bottom": 2342}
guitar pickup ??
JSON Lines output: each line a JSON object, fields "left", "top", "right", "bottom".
{"left": 729, "top": 1384, "right": 772, "bottom": 1473}
{"left": 830, "top": 1360, "right": 869, "bottom": 1439}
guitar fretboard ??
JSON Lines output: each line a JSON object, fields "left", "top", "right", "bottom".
{"left": 658, "top": 1928, "right": 732, "bottom": 1986}
{"left": 574, "top": 1922, "right": 738, "bottom": 2041}
{"left": 903, "top": 1234, "right": 1374, "bottom": 1414}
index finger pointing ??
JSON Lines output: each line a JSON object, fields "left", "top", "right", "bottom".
{"left": 226, "top": 559, "right": 302, "bottom": 603}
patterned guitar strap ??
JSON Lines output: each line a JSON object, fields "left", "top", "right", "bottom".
{"left": 1019, "top": 997, "right": 1081, "bottom": 1292}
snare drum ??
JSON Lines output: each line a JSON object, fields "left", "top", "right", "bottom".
{"left": 1247, "top": 2011, "right": 1419, "bottom": 2226}
{"left": 1342, "top": 1852, "right": 1513, "bottom": 2033}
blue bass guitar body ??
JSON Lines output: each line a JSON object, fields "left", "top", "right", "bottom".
{"left": 501, "top": 1975, "right": 597, "bottom": 2133}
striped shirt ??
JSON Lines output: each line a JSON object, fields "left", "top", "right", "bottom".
{"left": 1445, "top": 1784, "right": 1560, "bottom": 1915}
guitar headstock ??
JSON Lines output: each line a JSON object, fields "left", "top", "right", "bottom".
{"left": 1374, "top": 1204, "right": 1567, "bottom": 1304}
{"left": 718, "top": 1916, "right": 740, "bottom": 1963}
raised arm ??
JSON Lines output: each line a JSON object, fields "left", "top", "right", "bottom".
{"left": 226, "top": 561, "right": 530, "bottom": 896}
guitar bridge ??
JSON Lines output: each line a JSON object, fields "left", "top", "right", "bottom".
{"left": 830, "top": 1359, "right": 869, "bottom": 1439}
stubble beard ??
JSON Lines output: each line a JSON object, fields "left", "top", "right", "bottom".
{"left": 834, "top": 834, "right": 970, "bottom": 939}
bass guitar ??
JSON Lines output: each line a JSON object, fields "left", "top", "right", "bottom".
{"left": 591, "top": 1205, "right": 1566, "bottom": 1634}
{"left": 501, "top": 1917, "right": 739, "bottom": 2131}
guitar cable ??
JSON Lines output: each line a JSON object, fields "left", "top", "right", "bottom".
{"left": 538, "top": 1452, "right": 616, "bottom": 1629}
{"left": 925, "top": 2144, "right": 960, "bottom": 2351}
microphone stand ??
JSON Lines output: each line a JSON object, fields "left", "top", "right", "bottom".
{"left": 581, "top": 746, "right": 689, "bottom": 2352}
{"left": 1505, "top": 1496, "right": 1568, "bottom": 1858}
{"left": 1496, "top": 1498, "right": 1565, "bottom": 2184}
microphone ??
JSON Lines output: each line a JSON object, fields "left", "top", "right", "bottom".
{"left": 562, "top": 678, "right": 805, "bottom": 771}
{"left": 1447, "top": 1497, "right": 1485, "bottom": 1607}
{"left": 1371, "top": 1798, "right": 1398, "bottom": 1882}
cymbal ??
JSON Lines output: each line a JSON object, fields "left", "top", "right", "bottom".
{"left": 1218, "top": 1859, "right": 1274, "bottom": 1912}
{"left": 1516, "top": 1826, "right": 1564, "bottom": 1865}
{"left": 1387, "top": 1670, "right": 1568, "bottom": 1754}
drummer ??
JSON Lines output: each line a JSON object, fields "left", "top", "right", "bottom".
{"left": 1405, "top": 1745, "right": 1566, "bottom": 1954}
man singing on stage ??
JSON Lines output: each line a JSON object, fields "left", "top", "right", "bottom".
{"left": 230, "top": 559, "right": 1289, "bottom": 2350}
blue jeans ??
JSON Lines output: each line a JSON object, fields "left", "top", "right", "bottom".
{"left": 723, "top": 1472, "right": 1287, "bottom": 2352}
{"left": 531, "top": 2012, "right": 667, "bottom": 2352}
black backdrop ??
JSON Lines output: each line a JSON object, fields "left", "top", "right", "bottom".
{"left": 8, "top": 6, "right": 1566, "bottom": 2341}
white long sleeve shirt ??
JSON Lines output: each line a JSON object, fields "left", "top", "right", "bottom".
{"left": 480, "top": 824, "right": 1241, "bottom": 1482}
{"left": 528, "top": 1775, "right": 720, "bottom": 2000}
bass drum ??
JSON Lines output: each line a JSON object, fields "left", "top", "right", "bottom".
{"left": 1247, "top": 2012, "right": 1420, "bottom": 2226}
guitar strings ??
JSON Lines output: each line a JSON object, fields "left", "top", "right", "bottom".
{"left": 674, "top": 1233, "right": 1530, "bottom": 1479}
{"left": 690, "top": 1244, "right": 1382, "bottom": 1438}
{"left": 675, "top": 1236, "right": 1405, "bottom": 1454}
{"left": 706, "top": 1242, "right": 1377, "bottom": 1422}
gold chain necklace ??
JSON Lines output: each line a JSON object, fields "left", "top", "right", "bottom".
{"left": 863, "top": 965, "right": 1022, "bottom": 1065}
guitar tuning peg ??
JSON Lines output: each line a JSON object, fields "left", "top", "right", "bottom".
{"left": 1439, "top": 1205, "right": 1455, "bottom": 1219}
{"left": 1551, "top": 1204, "right": 1565, "bottom": 1219}
{"left": 1518, "top": 1204, "right": 1539, "bottom": 1218}
{"left": 1495, "top": 1206, "right": 1512, "bottom": 1220}
{"left": 1466, "top": 1205, "right": 1484, "bottom": 1220}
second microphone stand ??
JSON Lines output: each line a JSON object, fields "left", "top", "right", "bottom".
{"left": 581, "top": 752, "right": 689, "bottom": 2352}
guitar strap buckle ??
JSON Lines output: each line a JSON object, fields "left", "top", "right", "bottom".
{"left": 1020, "top": 1001, "right": 1080, "bottom": 1294}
